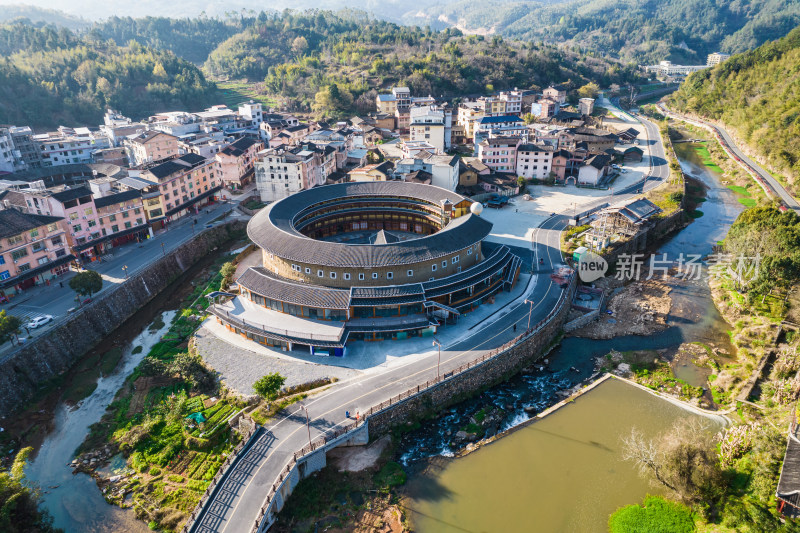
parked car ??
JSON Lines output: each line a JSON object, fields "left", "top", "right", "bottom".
{"left": 82, "top": 297, "right": 93, "bottom": 305}
{"left": 26, "top": 315, "right": 54, "bottom": 329}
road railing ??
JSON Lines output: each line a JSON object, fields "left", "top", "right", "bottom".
{"left": 208, "top": 306, "right": 345, "bottom": 343}
{"left": 231, "top": 275, "right": 576, "bottom": 533}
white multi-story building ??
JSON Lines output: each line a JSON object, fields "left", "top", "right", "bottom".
{"left": 0, "top": 127, "right": 16, "bottom": 173}
{"left": 395, "top": 154, "right": 459, "bottom": 191}
{"left": 255, "top": 147, "right": 314, "bottom": 202}
{"left": 409, "top": 105, "right": 452, "bottom": 153}
{"left": 516, "top": 144, "right": 555, "bottom": 180}
{"left": 644, "top": 60, "right": 708, "bottom": 77}
{"left": 238, "top": 102, "right": 264, "bottom": 128}
{"left": 707, "top": 52, "right": 731, "bottom": 66}
{"left": 33, "top": 127, "right": 109, "bottom": 167}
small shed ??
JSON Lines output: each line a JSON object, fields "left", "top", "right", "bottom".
{"left": 623, "top": 146, "right": 644, "bottom": 163}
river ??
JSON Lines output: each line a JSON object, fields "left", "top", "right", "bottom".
{"left": 25, "top": 310, "right": 176, "bottom": 533}
{"left": 401, "top": 137, "right": 743, "bottom": 531}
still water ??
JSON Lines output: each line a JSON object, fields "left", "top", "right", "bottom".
{"left": 405, "top": 379, "right": 725, "bottom": 533}
{"left": 25, "top": 311, "right": 176, "bottom": 533}
{"left": 403, "top": 139, "right": 743, "bottom": 531}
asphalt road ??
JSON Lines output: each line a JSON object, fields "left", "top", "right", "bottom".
{"left": 190, "top": 106, "right": 672, "bottom": 533}
{"left": 658, "top": 103, "right": 800, "bottom": 213}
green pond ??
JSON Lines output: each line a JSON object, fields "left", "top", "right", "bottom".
{"left": 404, "top": 379, "right": 726, "bottom": 533}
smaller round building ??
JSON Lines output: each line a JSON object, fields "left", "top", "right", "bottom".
{"left": 211, "top": 182, "right": 521, "bottom": 355}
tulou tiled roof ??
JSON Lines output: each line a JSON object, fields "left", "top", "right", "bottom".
{"left": 247, "top": 182, "right": 491, "bottom": 268}
{"left": 239, "top": 267, "right": 351, "bottom": 309}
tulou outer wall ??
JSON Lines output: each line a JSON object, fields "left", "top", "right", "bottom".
{"left": 0, "top": 221, "right": 246, "bottom": 416}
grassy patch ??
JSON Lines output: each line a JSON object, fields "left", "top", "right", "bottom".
{"left": 693, "top": 144, "right": 723, "bottom": 173}
{"left": 373, "top": 461, "right": 407, "bottom": 490}
{"left": 215, "top": 80, "right": 276, "bottom": 109}
{"left": 737, "top": 197, "right": 757, "bottom": 208}
{"left": 609, "top": 495, "right": 695, "bottom": 533}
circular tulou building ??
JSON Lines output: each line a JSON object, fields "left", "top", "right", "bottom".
{"left": 210, "top": 181, "right": 521, "bottom": 355}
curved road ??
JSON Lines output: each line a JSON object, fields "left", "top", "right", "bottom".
{"left": 188, "top": 108, "right": 669, "bottom": 533}
{"left": 658, "top": 103, "right": 800, "bottom": 213}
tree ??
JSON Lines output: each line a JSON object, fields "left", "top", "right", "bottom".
{"left": 0, "top": 310, "right": 22, "bottom": 345}
{"left": 253, "top": 372, "right": 286, "bottom": 403}
{"left": 220, "top": 262, "right": 236, "bottom": 290}
{"left": 0, "top": 447, "right": 61, "bottom": 533}
{"left": 69, "top": 270, "right": 103, "bottom": 298}
{"left": 578, "top": 81, "right": 600, "bottom": 99}
{"left": 623, "top": 419, "right": 723, "bottom": 505}
{"left": 168, "top": 351, "right": 214, "bottom": 390}
{"left": 517, "top": 176, "right": 527, "bottom": 192}
{"left": 522, "top": 113, "right": 537, "bottom": 124}
{"left": 291, "top": 36, "right": 308, "bottom": 58}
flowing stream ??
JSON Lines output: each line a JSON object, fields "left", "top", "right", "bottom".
{"left": 401, "top": 139, "right": 744, "bottom": 531}
{"left": 25, "top": 310, "right": 177, "bottom": 533}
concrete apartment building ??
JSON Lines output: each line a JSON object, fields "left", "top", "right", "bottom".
{"left": 395, "top": 154, "right": 459, "bottom": 191}
{"left": 125, "top": 131, "right": 180, "bottom": 166}
{"left": 255, "top": 147, "right": 315, "bottom": 202}
{"left": 707, "top": 52, "right": 731, "bottom": 66}
{"left": 33, "top": 127, "right": 110, "bottom": 167}
{"left": 644, "top": 60, "right": 708, "bottom": 77}
{"left": 141, "top": 153, "right": 221, "bottom": 221}
{"left": 516, "top": 144, "right": 555, "bottom": 180}
{"left": 478, "top": 137, "right": 519, "bottom": 173}
{"left": 409, "top": 105, "right": 449, "bottom": 153}
{"left": 543, "top": 86, "right": 567, "bottom": 105}
{"left": 456, "top": 101, "right": 485, "bottom": 141}
{"left": 0, "top": 209, "right": 71, "bottom": 294}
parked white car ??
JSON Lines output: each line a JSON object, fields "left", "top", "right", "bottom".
{"left": 26, "top": 315, "right": 54, "bottom": 329}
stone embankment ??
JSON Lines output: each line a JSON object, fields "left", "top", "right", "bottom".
{"left": 0, "top": 222, "right": 245, "bottom": 416}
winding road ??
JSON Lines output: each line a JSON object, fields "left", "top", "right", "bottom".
{"left": 187, "top": 105, "right": 671, "bottom": 533}
{"left": 657, "top": 103, "right": 800, "bottom": 213}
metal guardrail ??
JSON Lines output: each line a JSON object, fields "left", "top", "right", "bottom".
{"left": 228, "top": 276, "right": 577, "bottom": 533}
{"left": 208, "top": 306, "right": 345, "bottom": 342}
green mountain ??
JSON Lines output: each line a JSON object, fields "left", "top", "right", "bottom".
{"left": 669, "top": 25, "right": 800, "bottom": 184}
{"left": 0, "top": 22, "right": 218, "bottom": 129}
{"left": 201, "top": 10, "right": 639, "bottom": 119}
{"left": 404, "top": 0, "right": 800, "bottom": 64}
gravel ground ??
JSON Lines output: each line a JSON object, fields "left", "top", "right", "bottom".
{"left": 194, "top": 324, "right": 361, "bottom": 396}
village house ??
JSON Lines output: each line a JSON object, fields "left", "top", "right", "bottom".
{"left": 577, "top": 153, "right": 612, "bottom": 186}
{"left": 395, "top": 153, "right": 459, "bottom": 191}
{"left": 516, "top": 144, "right": 555, "bottom": 180}
{"left": 543, "top": 85, "right": 568, "bottom": 104}
{"left": 348, "top": 161, "right": 394, "bottom": 182}
{"left": 124, "top": 131, "right": 180, "bottom": 167}
{"left": 478, "top": 137, "right": 519, "bottom": 173}
{"left": 215, "top": 137, "right": 263, "bottom": 190}
{"left": 0, "top": 209, "right": 71, "bottom": 295}
{"left": 479, "top": 172, "right": 519, "bottom": 196}
{"left": 140, "top": 153, "right": 220, "bottom": 222}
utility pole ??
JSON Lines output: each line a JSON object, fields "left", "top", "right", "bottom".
{"left": 432, "top": 338, "right": 442, "bottom": 380}
{"left": 302, "top": 406, "right": 312, "bottom": 446}
{"left": 161, "top": 242, "right": 165, "bottom": 257}
{"left": 525, "top": 299, "right": 535, "bottom": 330}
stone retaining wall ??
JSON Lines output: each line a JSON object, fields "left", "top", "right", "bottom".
{"left": 367, "top": 281, "right": 575, "bottom": 436}
{"left": 0, "top": 221, "right": 246, "bottom": 416}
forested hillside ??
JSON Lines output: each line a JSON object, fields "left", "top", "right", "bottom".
{"left": 0, "top": 22, "right": 218, "bottom": 128}
{"left": 202, "top": 10, "right": 639, "bottom": 119}
{"left": 406, "top": 0, "right": 800, "bottom": 64}
{"left": 669, "top": 26, "right": 800, "bottom": 186}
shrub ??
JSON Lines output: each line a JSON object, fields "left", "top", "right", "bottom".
{"left": 167, "top": 474, "right": 184, "bottom": 483}
{"left": 608, "top": 496, "right": 694, "bottom": 533}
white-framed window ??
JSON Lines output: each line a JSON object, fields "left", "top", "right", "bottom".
{"left": 432, "top": 263, "right": 437, "bottom": 272}
{"left": 452, "top": 256, "right": 459, "bottom": 264}
{"left": 407, "top": 269, "right": 413, "bottom": 277}
{"left": 317, "top": 270, "right": 324, "bottom": 277}
{"left": 305, "top": 267, "right": 311, "bottom": 274}
{"left": 344, "top": 273, "right": 351, "bottom": 280}
{"left": 292, "top": 264, "right": 301, "bottom": 272}
{"left": 359, "top": 273, "right": 365, "bottom": 280}
{"left": 429, "top": 277, "right": 435, "bottom": 281}
{"left": 372, "top": 272, "right": 378, "bottom": 279}
{"left": 442, "top": 260, "right": 447, "bottom": 268}
{"left": 330, "top": 272, "right": 337, "bottom": 279}
{"left": 457, "top": 266, "right": 462, "bottom": 273}
{"left": 467, "top": 249, "right": 473, "bottom": 255}
{"left": 387, "top": 272, "right": 393, "bottom": 280}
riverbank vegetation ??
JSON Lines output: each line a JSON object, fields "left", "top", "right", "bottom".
{"left": 0, "top": 447, "right": 61, "bottom": 533}
{"left": 669, "top": 25, "right": 800, "bottom": 196}
{"left": 607, "top": 206, "right": 800, "bottom": 532}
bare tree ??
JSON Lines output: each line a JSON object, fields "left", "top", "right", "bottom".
{"left": 623, "top": 419, "right": 723, "bottom": 504}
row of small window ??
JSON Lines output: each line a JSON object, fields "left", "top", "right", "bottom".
{"left": 291, "top": 253, "right": 468, "bottom": 280}
{"left": 7, "top": 238, "right": 63, "bottom": 261}
{"left": 6, "top": 223, "right": 59, "bottom": 246}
